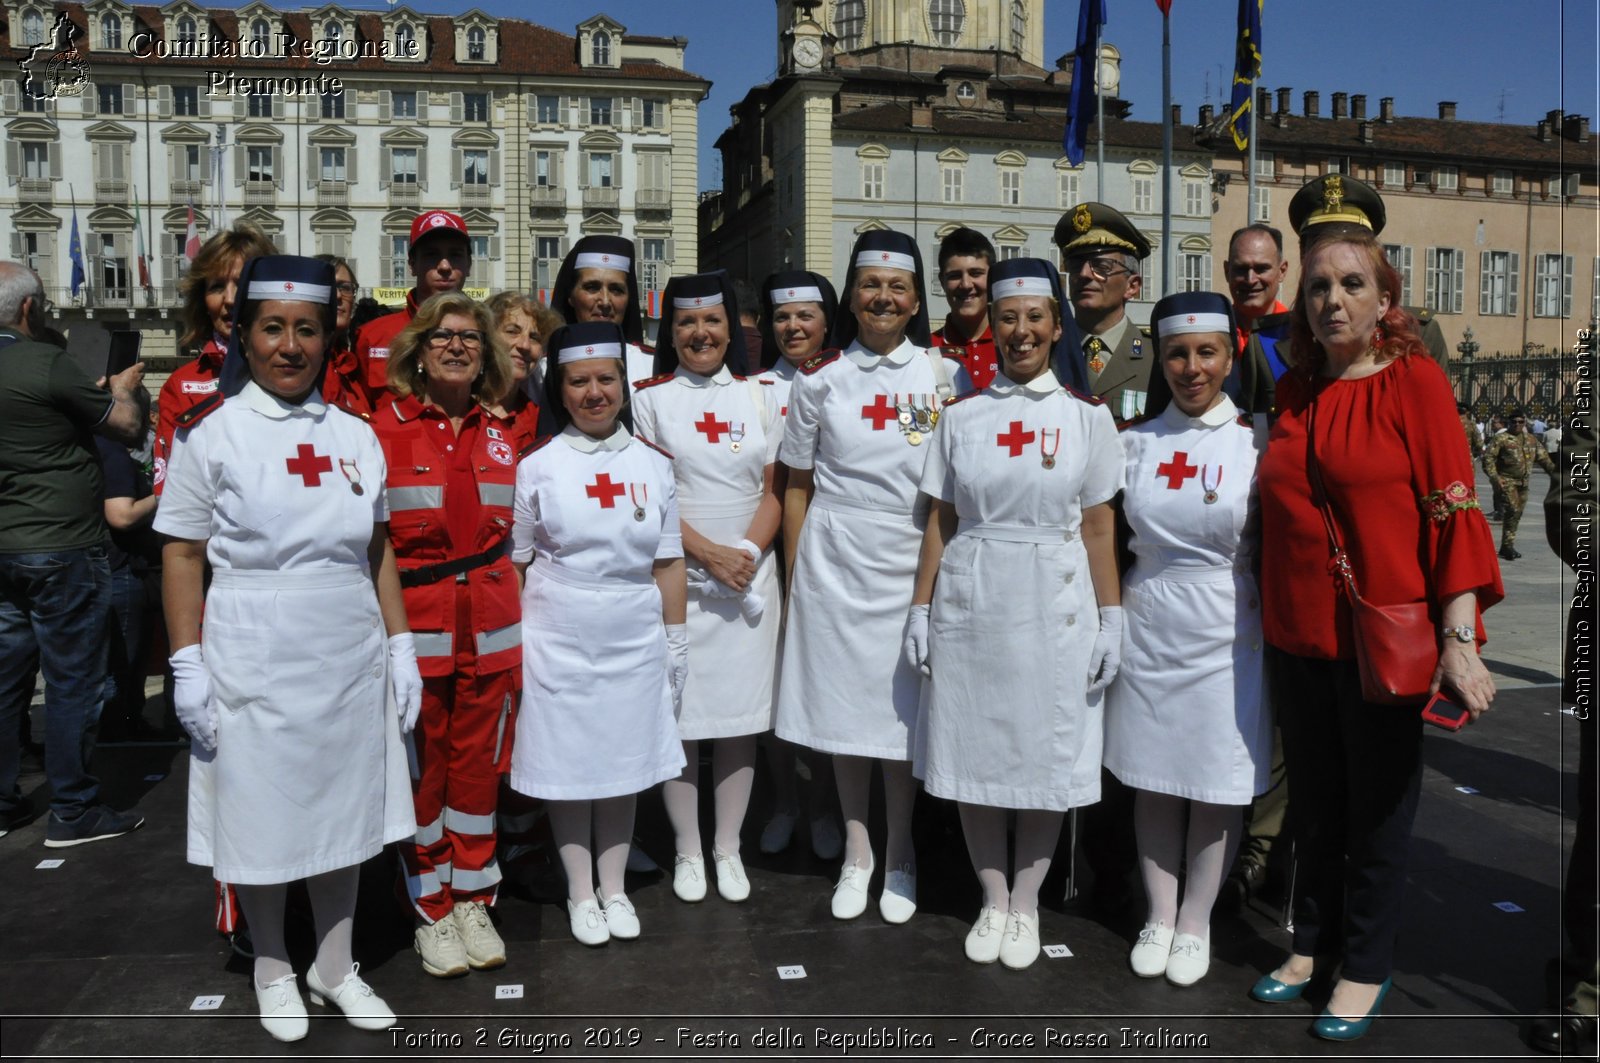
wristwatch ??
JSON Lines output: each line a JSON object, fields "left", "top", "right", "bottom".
{"left": 1441, "top": 624, "right": 1475, "bottom": 644}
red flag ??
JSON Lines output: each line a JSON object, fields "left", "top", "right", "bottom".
{"left": 1155, "top": 0, "right": 1172, "bottom": 12}
{"left": 184, "top": 198, "right": 200, "bottom": 262}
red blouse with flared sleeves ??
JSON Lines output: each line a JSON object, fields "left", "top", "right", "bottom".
{"left": 1259, "top": 353, "right": 1504, "bottom": 661}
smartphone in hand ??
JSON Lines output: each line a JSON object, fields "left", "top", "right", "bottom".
{"left": 1421, "top": 690, "right": 1470, "bottom": 732}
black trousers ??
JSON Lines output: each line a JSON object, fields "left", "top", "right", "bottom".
{"left": 1272, "top": 648, "right": 1424, "bottom": 984}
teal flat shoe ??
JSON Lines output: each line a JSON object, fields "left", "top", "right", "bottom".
{"left": 1250, "top": 971, "right": 1309, "bottom": 1002}
{"left": 1312, "top": 977, "right": 1393, "bottom": 1041}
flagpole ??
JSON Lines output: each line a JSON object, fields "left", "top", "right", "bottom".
{"left": 1160, "top": 8, "right": 1172, "bottom": 298}
{"left": 1094, "top": 16, "right": 1105, "bottom": 200}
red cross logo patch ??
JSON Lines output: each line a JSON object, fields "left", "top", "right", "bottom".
{"left": 283, "top": 282, "right": 294, "bottom": 292}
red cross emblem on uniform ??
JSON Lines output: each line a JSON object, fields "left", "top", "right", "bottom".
{"left": 285, "top": 443, "right": 332, "bottom": 487}
{"left": 1155, "top": 451, "right": 1198, "bottom": 489}
{"left": 585, "top": 473, "right": 626, "bottom": 509}
{"left": 996, "top": 420, "right": 1036, "bottom": 457}
{"left": 861, "top": 394, "right": 897, "bottom": 430}
{"left": 694, "top": 411, "right": 731, "bottom": 443}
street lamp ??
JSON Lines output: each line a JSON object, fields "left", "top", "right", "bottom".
{"left": 1456, "top": 325, "right": 1479, "bottom": 362}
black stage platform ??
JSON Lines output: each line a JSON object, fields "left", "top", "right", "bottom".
{"left": 0, "top": 679, "right": 1582, "bottom": 1061}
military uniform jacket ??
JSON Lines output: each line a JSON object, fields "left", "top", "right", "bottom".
{"left": 1483, "top": 431, "right": 1554, "bottom": 483}
{"left": 1082, "top": 318, "right": 1149, "bottom": 422}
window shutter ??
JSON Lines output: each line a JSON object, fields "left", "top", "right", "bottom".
{"left": 1451, "top": 250, "right": 1464, "bottom": 314}
{"left": 1424, "top": 247, "right": 1438, "bottom": 310}
{"left": 1508, "top": 252, "right": 1519, "bottom": 316}
{"left": 307, "top": 153, "right": 318, "bottom": 190}
{"left": 233, "top": 95, "right": 245, "bottom": 119}
{"left": 561, "top": 98, "right": 570, "bottom": 125}
{"left": 169, "top": 144, "right": 180, "bottom": 182}
{"left": 123, "top": 83, "right": 135, "bottom": 116}
{"left": 347, "top": 147, "right": 357, "bottom": 184}
{"left": 417, "top": 90, "right": 429, "bottom": 120}
{"left": 4, "top": 141, "right": 17, "bottom": 185}
{"left": 665, "top": 237, "right": 675, "bottom": 262}
{"left": 157, "top": 84, "right": 171, "bottom": 118}
{"left": 554, "top": 150, "right": 565, "bottom": 186}
{"left": 559, "top": 235, "right": 569, "bottom": 257}
{"left": 272, "top": 95, "right": 284, "bottom": 120}
{"left": 378, "top": 90, "right": 391, "bottom": 122}
{"left": 489, "top": 148, "right": 500, "bottom": 186}
{"left": 417, "top": 145, "right": 428, "bottom": 190}
{"left": 578, "top": 153, "right": 588, "bottom": 189}
{"left": 450, "top": 92, "right": 463, "bottom": 123}
{"left": 233, "top": 143, "right": 245, "bottom": 185}
{"left": 379, "top": 146, "right": 392, "bottom": 190}
{"left": 1400, "top": 246, "right": 1412, "bottom": 303}
{"left": 1563, "top": 254, "right": 1574, "bottom": 317}
{"left": 83, "top": 81, "right": 97, "bottom": 115}
{"left": 450, "top": 147, "right": 462, "bottom": 190}
{"left": 1479, "top": 252, "right": 1491, "bottom": 315}
{"left": 9, "top": 232, "right": 22, "bottom": 258}
{"left": 273, "top": 146, "right": 283, "bottom": 188}
{"left": 524, "top": 93, "right": 534, "bottom": 121}
{"left": 488, "top": 236, "right": 501, "bottom": 259}
{"left": 4, "top": 80, "right": 19, "bottom": 113}
{"left": 92, "top": 143, "right": 103, "bottom": 182}
{"left": 633, "top": 96, "right": 643, "bottom": 128}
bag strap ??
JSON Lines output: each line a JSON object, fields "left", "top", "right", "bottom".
{"left": 745, "top": 376, "right": 771, "bottom": 435}
{"left": 924, "top": 347, "right": 954, "bottom": 402}
{"left": 1305, "top": 394, "right": 1364, "bottom": 603}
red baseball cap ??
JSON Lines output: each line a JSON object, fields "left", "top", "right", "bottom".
{"left": 409, "top": 209, "right": 469, "bottom": 247}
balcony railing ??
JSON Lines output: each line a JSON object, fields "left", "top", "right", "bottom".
{"left": 18, "top": 177, "right": 52, "bottom": 205}
{"left": 582, "top": 186, "right": 619, "bottom": 211}
{"left": 389, "top": 182, "right": 420, "bottom": 207}
{"left": 95, "top": 178, "right": 129, "bottom": 204}
{"left": 243, "top": 180, "right": 276, "bottom": 206}
{"left": 317, "top": 180, "right": 348, "bottom": 207}
{"left": 460, "top": 182, "right": 492, "bottom": 208}
{"left": 529, "top": 185, "right": 565, "bottom": 208}
{"left": 168, "top": 179, "right": 204, "bottom": 202}
{"left": 635, "top": 187, "right": 671, "bottom": 210}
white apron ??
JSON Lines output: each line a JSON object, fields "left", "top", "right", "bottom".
{"left": 508, "top": 426, "right": 686, "bottom": 799}
{"left": 1104, "top": 397, "right": 1270, "bottom": 805}
{"left": 775, "top": 340, "right": 948, "bottom": 760}
{"left": 912, "top": 376, "right": 1124, "bottom": 809}
{"left": 633, "top": 367, "right": 782, "bottom": 740}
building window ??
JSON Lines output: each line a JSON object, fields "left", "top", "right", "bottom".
{"left": 176, "top": 15, "right": 196, "bottom": 47}
{"left": 1131, "top": 175, "right": 1153, "bottom": 213}
{"left": 641, "top": 98, "right": 665, "bottom": 128}
{"left": 395, "top": 22, "right": 415, "bottom": 55}
{"left": 640, "top": 237, "right": 667, "bottom": 290}
{"left": 1251, "top": 187, "right": 1270, "bottom": 222}
{"left": 998, "top": 244, "right": 1023, "bottom": 261}
{"left": 21, "top": 9, "right": 44, "bottom": 46}
{"left": 1254, "top": 152, "right": 1274, "bottom": 179}
{"left": 320, "top": 147, "right": 347, "bottom": 183}
{"left": 393, "top": 91, "right": 417, "bottom": 119}
{"left": 97, "top": 83, "right": 123, "bottom": 115}
{"left": 1534, "top": 253, "right": 1573, "bottom": 318}
{"left": 955, "top": 81, "right": 976, "bottom": 101}
{"left": 324, "top": 20, "right": 342, "bottom": 47}
{"left": 463, "top": 149, "right": 489, "bottom": 185}
{"left": 533, "top": 150, "right": 555, "bottom": 187}
{"left": 862, "top": 160, "right": 884, "bottom": 200}
{"left": 1180, "top": 252, "right": 1211, "bottom": 292}
{"left": 1479, "top": 250, "right": 1519, "bottom": 316}
{"left": 1425, "top": 247, "right": 1465, "bottom": 314}
{"left": 536, "top": 95, "right": 561, "bottom": 124}
{"left": 464, "top": 92, "right": 489, "bottom": 122}
{"left": 248, "top": 94, "right": 271, "bottom": 118}
{"left": 391, "top": 147, "right": 418, "bottom": 184}
{"left": 250, "top": 18, "right": 271, "bottom": 55}
{"left": 468, "top": 26, "right": 486, "bottom": 60}
{"left": 388, "top": 235, "right": 409, "bottom": 285}
{"left": 1058, "top": 169, "right": 1080, "bottom": 208}
{"left": 1184, "top": 178, "right": 1206, "bottom": 217}
{"left": 22, "top": 142, "right": 50, "bottom": 180}
{"left": 247, "top": 145, "right": 274, "bottom": 184}
{"left": 98, "top": 234, "right": 128, "bottom": 297}
{"left": 1383, "top": 161, "right": 1405, "bottom": 187}
{"left": 929, "top": 0, "right": 965, "bottom": 46}
{"left": 1327, "top": 156, "right": 1348, "bottom": 175}
{"left": 470, "top": 235, "right": 489, "bottom": 261}
{"left": 18, "top": 231, "right": 51, "bottom": 274}
{"left": 100, "top": 13, "right": 121, "bottom": 50}
{"left": 1000, "top": 168, "right": 1021, "bottom": 206}
{"left": 535, "top": 235, "right": 562, "bottom": 287}
{"left": 834, "top": 0, "right": 865, "bottom": 51}
{"left": 941, "top": 165, "right": 963, "bottom": 204}
{"left": 178, "top": 144, "right": 203, "bottom": 183}
{"left": 321, "top": 91, "right": 344, "bottom": 119}
{"left": 1414, "top": 165, "right": 1434, "bottom": 188}
{"left": 588, "top": 152, "right": 614, "bottom": 188}
{"left": 174, "top": 86, "right": 199, "bottom": 116}
{"left": 1492, "top": 169, "right": 1513, "bottom": 195}
{"left": 589, "top": 97, "right": 612, "bottom": 126}
{"left": 591, "top": 30, "right": 611, "bottom": 65}
{"left": 1010, "top": 0, "right": 1026, "bottom": 53}
{"left": 1383, "top": 244, "right": 1413, "bottom": 304}
{"left": 1436, "top": 165, "right": 1459, "bottom": 191}
{"left": 21, "top": 77, "right": 48, "bottom": 111}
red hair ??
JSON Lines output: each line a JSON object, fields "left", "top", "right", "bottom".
{"left": 1287, "top": 233, "right": 1425, "bottom": 376}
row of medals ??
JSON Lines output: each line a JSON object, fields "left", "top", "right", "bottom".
{"left": 897, "top": 397, "right": 938, "bottom": 446}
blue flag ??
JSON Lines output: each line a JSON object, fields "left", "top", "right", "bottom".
{"left": 1062, "top": 0, "right": 1106, "bottom": 166}
{"left": 1227, "top": 0, "right": 1264, "bottom": 150}
{"left": 69, "top": 207, "right": 86, "bottom": 298}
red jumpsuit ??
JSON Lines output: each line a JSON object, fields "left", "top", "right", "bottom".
{"left": 153, "top": 338, "right": 226, "bottom": 496}
{"left": 373, "top": 395, "right": 522, "bottom": 922}
{"left": 932, "top": 317, "right": 999, "bottom": 391}
{"left": 325, "top": 339, "right": 377, "bottom": 421}
{"left": 354, "top": 291, "right": 421, "bottom": 409}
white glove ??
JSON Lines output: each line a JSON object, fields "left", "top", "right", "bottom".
{"left": 388, "top": 632, "right": 424, "bottom": 733}
{"left": 170, "top": 643, "right": 217, "bottom": 752}
{"left": 687, "top": 570, "right": 742, "bottom": 599}
{"left": 903, "top": 604, "right": 932, "bottom": 678}
{"left": 737, "top": 539, "right": 762, "bottom": 565}
{"left": 1087, "top": 606, "right": 1124, "bottom": 695}
{"left": 666, "top": 624, "right": 689, "bottom": 708}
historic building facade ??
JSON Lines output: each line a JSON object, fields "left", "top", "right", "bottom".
{"left": 2, "top": 1, "right": 708, "bottom": 362}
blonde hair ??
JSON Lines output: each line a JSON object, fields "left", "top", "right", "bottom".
{"left": 178, "top": 223, "right": 277, "bottom": 349}
{"left": 387, "top": 292, "right": 514, "bottom": 406}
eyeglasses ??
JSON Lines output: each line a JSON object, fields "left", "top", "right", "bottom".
{"left": 1066, "top": 255, "right": 1133, "bottom": 281}
{"left": 425, "top": 328, "right": 486, "bottom": 349}
{"left": 334, "top": 283, "right": 358, "bottom": 297}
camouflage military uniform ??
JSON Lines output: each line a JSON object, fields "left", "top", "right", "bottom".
{"left": 1483, "top": 428, "right": 1556, "bottom": 556}
{"left": 1461, "top": 413, "right": 1484, "bottom": 459}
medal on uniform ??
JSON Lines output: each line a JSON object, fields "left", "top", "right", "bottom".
{"left": 728, "top": 422, "right": 746, "bottom": 454}
{"left": 1201, "top": 464, "right": 1222, "bottom": 505}
{"left": 1039, "top": 428, "right": 1061, "bottom": 470}
{"left": 1086, "top": 337, "right": 1106, "bottom": 375}
{"left": 895, "top": 393, "right": 913, "bottom": 426}
{"left": 907, "top": 430, "right": 923, "bottom": 446}
{"left": 629, "top": 483, "right": 648, "bottom": 522}
{"left": 339, "top": 458, "right": 364, "bottom": 496}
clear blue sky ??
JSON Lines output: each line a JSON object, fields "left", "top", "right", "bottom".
{"left": 391, "top": 1, "right": 1598, "bottom": 190}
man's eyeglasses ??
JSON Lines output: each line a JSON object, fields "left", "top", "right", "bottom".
{"left": 425, "top": 328, "right": 485, "bottom": 350}
{"left": 1066, "top": 255, "right": 1133, "bottom": 281}
{"left": 334, "top": 283, "right": 358, "bottom": 297}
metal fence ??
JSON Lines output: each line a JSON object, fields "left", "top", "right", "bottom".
{"left": 1450, "top": 351, "right": 1592, "bottom": 422}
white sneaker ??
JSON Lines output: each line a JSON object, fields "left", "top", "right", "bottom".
{"left": 567, "top": 898, "right": 610, "bottom": 946}
{"left": 452, "top": 900, "right": 506, "bottom": 970}
{"left": 1166, "top": 929, "right": 1211, "bottom": 986}
{"left": 830, "top": 851, "right": 874, "bottom": 920}
{"left": 810, "top": 815, "right": 843, "bottom": 861}
{"left": 713, "top": 848, "right": 750, "bottom": 903}
{"left": 306, "top": 962, "right": 396, "bottom": 1031}
{"left": 1129, "top": 921, "right": 1174, "bottom": 978}
{"left": 879, "top": 864, "right": 917, "bottom": 924}
{"left": 759, "top": 811, "right": 797, "bottom": 854}
{"left": 253, "top": 973, "right": 308, "bottom": 1042}
{"left": 672, "top": 852, "right": 707, "bottom": 903}
{"left": 602, "top": 894, "right": 640, "bottom": 939}
{"left": 413, "top": 917, "right": 469, "bottom": 978}
{"left": 964, "top": 906, "right": 1005, "bottom": 964}
{"left": 1000, "top": 910, "right": 1041, "bottom": 970}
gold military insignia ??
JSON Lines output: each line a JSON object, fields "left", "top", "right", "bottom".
{"left": 1073, "top": 203, "right": 1093, "bottom": 234}
{"left": 1324, "top": 175, "right": 1345, "bottom": 214}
